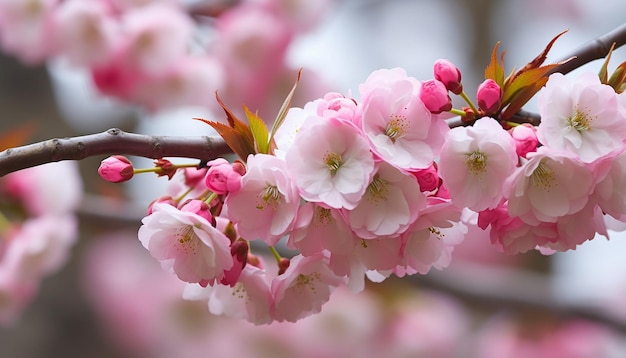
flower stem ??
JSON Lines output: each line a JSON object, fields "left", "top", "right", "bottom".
{"left": 204, "top": 192, "right": 217, "bottom": 205}
{"left": 449, "top": 108, "right": 466, "bottom": 117}
{"left": 459, "top": 91, "right": 479, "bottom": 115}
{"left": 133, "top": 163, "right": 199, "bottom": 175}
{"left": 269, "top": 245, "right": 282, "bottom": 264}
{"left": 174, "top": 186, "right": 195, "bottom": 204}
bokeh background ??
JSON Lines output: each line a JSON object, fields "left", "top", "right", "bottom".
{"left": 1, "top": 0, "right": 626, "bottom": 357}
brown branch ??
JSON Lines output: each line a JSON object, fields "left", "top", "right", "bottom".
{"left": 0, "top": 128, "right": 232, "bottom": 177}
{"left": 551, "top": 22, "right": 626, "bottom": 75}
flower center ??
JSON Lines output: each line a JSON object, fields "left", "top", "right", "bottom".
{"left": 466, "top": 150, "right": 488, "bottom": 174}
{"left": 366, "top": 174, "right": 389, "bottom": 203}
{"left": 315, "top": 207, "right": 333, "bottom": 226}
{"left": 323, "top": 152, "right": 343, "bottom": 176}
{"left": 530, "top": 160, "right": 556, "bottom": 191}
{"left": 176, "top": 226, "right": 198, "bottom": 254}
{"left": 256, "top": 184, "right": 281, "bottom": 210}
{"left": 384, "top": 114, "right": 409, "bottom": 142}
{"left": 295, "top": 272, "right": 322, "bottom": 292}
{"left": 567, "top": 108, "right": 592, "bottom": 132}
{"left": 429, "top": 227, "right": 445, "bottom": 240}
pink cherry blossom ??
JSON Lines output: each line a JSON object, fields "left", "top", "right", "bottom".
{"left": 439, "top": 117, "right": 518, "bottom": 211}
{"left": 345, "top": 162, "right": 426, "bottom": 239}
{"left": 478, "top": 202, "right": 558, "bottom": 254}
{"left": 98, "top": 155, "right": 134, "bottom": 183}
{"left": 537, "top": 72, "right": 626, "bottom": 163}
{"left": 0, "top": 0, "right": 58, "bottom": 64}
{"left": 433, "top": 59, "right": 463, "bottom": 94}
{"left": 288, "top": 202, "right": 355, "bottom": 257}
{"left": 224, "top": 154, "right": 300, "bottom": 245}
{"left": 138, "top": 202, "right": 233, "bottom": 284}
{"left": 595, "top": 151, "right": 626, "bottom": 220}
{"left": 1, "top": 215, "right": 77, "bottom": 282}
{"left": 184, "top": 263, "right": 273, "bottom": 325}
{"left": 285, "top": 116, "right": 375, "bottom": 210}
{"left": 53, "top": 0, "right": 119, "bottom": 67}
{"left": 396, "top": 198, "right": 466, "bottom": 275}
{"left": 2, "top": 161, "right": 83, "bottom": 216}
{"left": 504, "top": 147, "right": 594, "bottom": 225}
{"left": 476, "top": 79, "right": 502, "bottom": 113}
{"left": 119, "top": 3, "right": 193, "bottom": 74}
{"left": 205, "top": 158, "right": 243, "bottom": 195}
{"left": 271, "top": 253, "right": 345, "bottom": 322}
{"left": 360, "top": 68, "right": 449, "bottom": 170}
{"left": 540, "top": 200, "right": 607, "bottom": 252}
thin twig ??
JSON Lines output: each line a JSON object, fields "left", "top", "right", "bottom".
{"left": 0, "top": 128, "right": 231, "bottom": 177}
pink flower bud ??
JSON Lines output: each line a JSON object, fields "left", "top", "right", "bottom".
{"left": 419, "top": 79, "right": 452, "bottom": 114}
{"left": 98, "top": 155, "right": 134, "bottom": 183}
{"left": 477, "top": 79, "right": 502, "bottom": 113}
{"left": 180, "top": 199, "right": 213, "bottom": 223}
{"left": 411, "top": 163, "right": 441, "bottom": 192}
{"left": 509, "top": 124, "right": 538, "bottom": 158}
{"left": 220, "top": 240, "right": 249, "bottom": 287}
{"left": 433, "top": 59, "right": 463, "bottom": 95}
{"left": 205, "top": 158, "right": 243, "bottom": 195}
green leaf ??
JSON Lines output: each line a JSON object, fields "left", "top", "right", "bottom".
{"left": 608, "top": 60, "right": 626, "bottom": 93}
{"left": 269, "top": 68, "right": 302, "bottom": 144}
{"left": 245, "top": 106, "right": 270, "bottom": 154}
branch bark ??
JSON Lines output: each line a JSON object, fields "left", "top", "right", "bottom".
{"left": 0, "top": 128, "right": 231, "bottom": 177}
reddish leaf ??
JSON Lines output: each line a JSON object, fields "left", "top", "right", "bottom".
{"left": 485, "top": 42, "right": 506, "bottom": 86}
{"left": 194, "top": 118, "right": 256, "bottom": 161}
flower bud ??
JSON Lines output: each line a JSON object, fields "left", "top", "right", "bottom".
{"left": 509, "top": 123, "right": 538, "bottom": 158}
{"left": 433, "top": 59, "right": 463, "bottom": 95}
{"left": 419, "top": 79, "right": 452, "bottom": 114}
{"left": 411, "top": 163, "right": 441, "bottom": 192}
{"left": 205, "top": 158, "right": 243, "bottom": 195}
{"left": 477, "top": 79, "right": 502, "bottom": 113}
{"left": 98, "top": 155, "right": 134, "bottom": 183}
{"left": 180, "top": 199, "right": 213, "bottom": 223}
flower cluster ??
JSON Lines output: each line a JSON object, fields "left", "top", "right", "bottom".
{"left": 0, "top": 161, "right": 82, "bottom": 324}
{"left": 97, "top": 34, "right": 626, "bottom": 324}
{"left": 0, "top": 0, "right": 333, "bottom": 113}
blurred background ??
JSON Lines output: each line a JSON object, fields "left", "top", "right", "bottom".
{"left": 1, "top": 0, "right": 626, "bottom": 357}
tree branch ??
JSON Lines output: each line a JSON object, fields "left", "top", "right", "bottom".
{"left": 0, "top": 128, "right": 231, "bottom": 177}
{"left": 551, "top": 22, "right": 626, "bottom": 76}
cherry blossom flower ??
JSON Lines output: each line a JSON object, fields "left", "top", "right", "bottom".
{"left": 345, "top": 162, "right": 426, "bottom": 239}
{"left": 224, "top": 154, "right": 300, "bottom": 245}
{"left": 439, "top": 117, "right": 518, "bottom": 211}
{"left": 504, "top": 147, "right": 594, "bottom": 225}
{"left": 0, "top": 0, "right": 58, "bottom": 64}
{"left": 138, "top": 202, "right": 233, "bottom": 284}
{"left": 184, "top": 264, "right": 273, "bottom": 325}
{"left": 2, "top": 161, "right": 83, "bottom": 216}
{"left": 595, "top": 151, "right": 626, "bottom": 220}
{"left": 288, "top": 202, "right": 355, "bottom": 257}
{"left": 271, "top": 253, "right": 345, "bottom": 322}
{"left": 478, "top": 202, "right": 558, "bottom": 254}
{"left": 537, "top": 72, "right": 626, "bottom": 163}
{"left": 285, "top": 116, "right": 375, "bottom": 210}
{"left": 53, "top": 0, "right": 119, "bottom": 67}
{"left": 1, "top": 215, "right": 77, "bottom": 283}
{"left": 396, "top": 198, "right": 466, "bottom": 275}
{"left": 360, "top": 68, "right": 449, "bottom": 170}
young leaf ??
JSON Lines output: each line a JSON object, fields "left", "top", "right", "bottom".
{"left": 245, "top": 106, "right": 270, "bottom": 154}
{"left": 598, "top": 42, "right": 616, "bottom": 84}
{"left": 194, "top": 118, "right": 256, "bottom": 161}
{"left": 269, "top": 68, "right": 302, "bottom": 143}
{"left": 485, "top": 42, "right": 506, "bottom": 86}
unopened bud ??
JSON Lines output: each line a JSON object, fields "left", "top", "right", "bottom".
{"left": 509, "top": 123, "right": 538, "bottom": 158}
{"left": 477, "top": 79, "right": 502, "bottom": 113}
{"left": 180, "top": 199, "right": 212, "bottom": 223}
{"left": 98, "top": 155, "right": 134, "bottom": 183}
{"left": 433, "top": 59, "right": 463, "bottom": 95}
{"left": 419, "top": 80, "right": 452, "bottom": 114}
{"left": 205, "top": 158, "right": 243, "bottom": 195}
